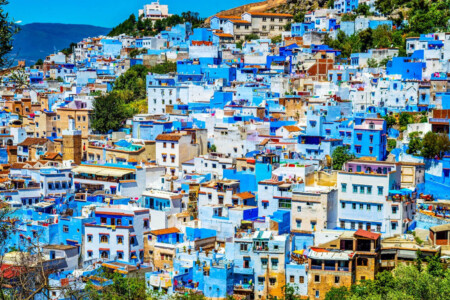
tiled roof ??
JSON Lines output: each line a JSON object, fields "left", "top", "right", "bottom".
{"left": 354, "top": 229, "right": 381, "bottom": 240}
{"left": 18, "top": 138, "right": 49, "bottom": 147}
{"left": 283, "top": 125, "right": 301, "bottom": 132}
{"left": 150, "top": 227, "right": 180, "bottom": 236}
{"left": 230, "top": 20, "right": 251, "bottom": 24}
{"left": 235, "top": 191, "right": 255, "bottom": 200}
{"left": 247, "top": 12, "right": 293, "bottom": 17}
{"left": 214, "top": 33, "right": 234, "bottom": 38}
{"left": 156, "top": 134, "right": 183, "bottom": 141}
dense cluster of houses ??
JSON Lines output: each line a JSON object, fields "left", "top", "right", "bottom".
{"left": 0, "top": 1, "right": 450, "bottom": 299}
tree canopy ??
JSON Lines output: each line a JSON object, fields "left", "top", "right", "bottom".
{"left": 108, "top": 12, "right": 204, "bottom": 37}
{"left": 326, "top": 255, "right": 450, "bottom": 300}
{"left": 0, "top": 0, "right": 20, "bottom": 68}
{"left": 91, "top": 92, "right": 132, "bottom": 134}
{"left": 421, "top": 131, "right": 450, "bottom": 159}
{"left": 332, "top": 146, "right": 355, "bottom": 170}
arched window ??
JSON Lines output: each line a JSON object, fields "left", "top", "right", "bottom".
{"left": 117, "top": 237, "right": 123, "bottom": 244}
{"left": 357, "top": 258, "right": 368, "bottom": 266}
{"left": 101, "top": 251, "right": 109, "bottom": 259}
{"left": 100, "top": 235, "right": 108, "bottom": 243}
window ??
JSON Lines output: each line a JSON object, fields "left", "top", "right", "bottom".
{"left": 258, "top": 277, "right": 264, "bottom": 285}
{"left": 290, "top": 276, "right": 295, "bottom": 283}
{"left": 366, "top": 223, "right": 371, "bottom": 231}
{"left": 261, "top": 258, "right": 268, "bottom": 268}
{"left": 351, "top": 222, "right": 355, "bottom": 229}
{"left": 314, "top": 275, "right": 320, "bottom": 283}
{"left": 88, "top": 251, "right": 93, "bottom": 257}
{"left": 240, "top": 243, "right": 248, "bottom": 251}
{"left": 171, "top": 143, "right": 175, "bottom": 149}
{"left": 359, "top": 204, "right": 364, "bottom": 210}
{"left": 357, "top": 258, "right": 368, "bottom": 266}
{"left": 299, "top": 276, "right": 304, "bottom": 283}
{"left": 100, "top": 235, "right": 108, "bottom": 243}
{"left": 342, "top": 183, "right": 347, "bottom": 193}
{"left": 367, "top": 204, "right": 371, "bottom": 211}
{"left": 392, "top": 206, "right": 398, "bottom": 214}
{"left": 358, "top": 223, "right": 363, "bottom": 229}
{"left": 118, "top": 252, "right": 123, "bottom": 259}
{"left": 340, "top": 221, "right": 345, "bottom": 228}
{"left": 376, "top": 225, "right": 381, "bottom": 232}
{"left": 63, "top": 225, "right": 69, "bottom": 233}
{"left": 297, "top": 206, "right": 301, "bottom": 212}
{"left": 341, "top": 202, "right": 346, "bottom": 209}
{"left": 271, "top": 258, "right": 278, "bottom": 270}
{"left": 367, "top": 186, "right": 372, "bottom": 194}
{"left": 87, "top": 235, "right": 92, "bottom": 242}
{"left": 391, "top": 222, "right": 397, "bottom": 230}
{"left": 378, "top": 186, "right": 383, "bottom": 195}
{"left": 352, "top": 203, "right": 356, "bottom": 210}
{"left": 360, "top": 186, "right": 365, "bottom": 194}
{"left": 296, "top": 220, "right": 301, "bottom": 229}
{"left": 353, "top": 185, "right": 358, "bottom": 193}
{"left": 269, "top": 278, "right": 276, "bottom": 286}
{"left": 163, "top": 142, "right": 167, "bottom": 148}
{"left": 335, "top": 276, "right": 340, "bottom": 284}
{"left": 117, "top": 236, "right": 123, "bottom": 244}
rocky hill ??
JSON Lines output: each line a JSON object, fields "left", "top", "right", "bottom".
{"left": 207, "top": 0, "right": 328, "bottom": 22}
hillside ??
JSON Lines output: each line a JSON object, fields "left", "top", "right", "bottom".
{"left": 207, "top": 0, "right": 328, "bottom": 22}
{"left": 11, "top": 23, "right": 110, "bottom": 65}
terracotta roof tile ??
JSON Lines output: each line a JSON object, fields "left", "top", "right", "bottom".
{"left": 18, "top": 138, "right": 50, "bottom": 147}
{"left": 235, "top": 191, "right": 255, "bottom": 200}
{"left": 354, "top": 229, "right": 380, "bottom": 240}
{"left": 156, "top": 134, "right": 183, "bottom": 141}
{"left": 282, "top": 125, "right": 301, "bottom": 132}
{"left": 150, "top": 227, "right": 180, "bottom": 236}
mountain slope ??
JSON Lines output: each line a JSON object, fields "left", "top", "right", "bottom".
{"left": 11, "top": 23, "right": 110, "bottom": 65}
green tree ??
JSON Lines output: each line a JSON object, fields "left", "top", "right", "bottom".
{"left": 387, "top": 139, "right": 397, "bottom": 152}
{"left": 271, "top": 35, "right": 282, "bottom": 44}
{"left": 327, "top": 0, "right": 335, "bottom": 9}
{"left": 35, "top": 58, "right": 43, "bottom": 66}
{"left": 60, "top": 42, "right": 77, "bottom": 56}
{"left": 407, "top": 131, "right": 423, "bottom": 156}
{"left": 149, "top": 61, "right": 177, "bottom": 74}
{"left": 341, "top": 13, "right": 357, "bottom": 22}
{"left": 355, "top": 3, "right": 372, "bottom": 16}
{"left": 421, "top": 132, "right": 450, "bottom": 159}
{"left": 399, "top": 112, "right": 413, "bottom": 128}
{"left": 382, "top": 115, "right": 396, "bottom": 129}
{"left": 236, "top": 40, "right": 244, "bottom": 49}
{"left": 91, "top": 92, "right": 132, "bottom": 133}
{"left": 367, "top": 58, "right": 378, "bottom": 68}
{"left": 326, "top": 262, "right": 450, "bottom": 300}
{"left": 210, "top": 144, "right": 217, "bottom": 152}
{"left": 245, "top": 33, "right": 259, "bottom": 41}
{"left": 113, "top": 64, "right": 150, "bottom": 100}
{"left": 0, "top": 0, "right": 20, "bottom": 68}
{"left": 293, "top": 11, "right": 306, "bottom": 23}
{"left": 332, "top": 146, "right": 355, "bottom": 170}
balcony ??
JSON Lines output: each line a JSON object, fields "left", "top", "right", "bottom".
{"left": 234, "top": 283, "right": 253, "bottom": 292}
{"left": 310, "top": 265, "right": 350, "bottom": 272}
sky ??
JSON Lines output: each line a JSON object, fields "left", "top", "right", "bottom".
{"left": 6, "top": 0, "right": 260, "bottom": 28}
